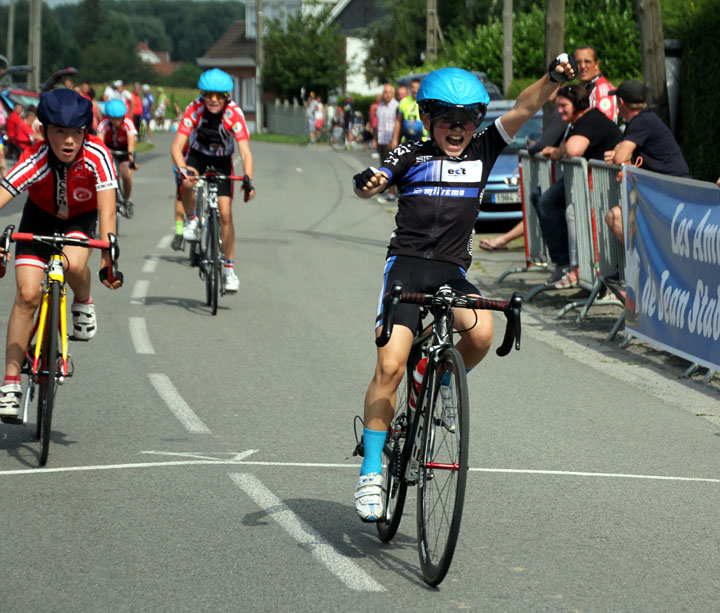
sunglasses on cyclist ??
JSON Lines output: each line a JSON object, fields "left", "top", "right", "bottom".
{"left": 202, "top": 91, "right": 229, "bottom": 101}
{"left": 426, "top": 104, "right": 485, "bottom": 130}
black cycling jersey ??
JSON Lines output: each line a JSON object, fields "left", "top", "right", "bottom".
{"left": 378, "top": 119, "right": 512, "bottom": 269}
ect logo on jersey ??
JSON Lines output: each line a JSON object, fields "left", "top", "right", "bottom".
{"left": 73, "top": 187, "right": 93, "bottom": 202}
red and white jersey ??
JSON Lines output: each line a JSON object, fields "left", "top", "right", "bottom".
{"left": 178, "top": 98, "right": 250, "bottom": 157}
{"left": 1, "top": 134, "right": 117, "bottom": 219}
{"left": 97, "top": 117, "right": 137, "bottom": 151}
{"left": 588, "top": 75, "right": 618, "bottom": 122}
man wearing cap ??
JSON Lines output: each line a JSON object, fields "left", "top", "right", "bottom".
{"left": 604, "top": 79, "right": 690, "bottom": 240}
{"left": 574, "top": 46, "right": 617, "bottom": 122}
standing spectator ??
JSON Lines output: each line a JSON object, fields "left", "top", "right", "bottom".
{"left": 375, "top": 84, "right": 399, "bottom": 202}
{"left": 391, "top": 78, "right": 425, "bottom": 149}
{"left": 343, "top": 95, "right": 355, "bottom": 147}
{"left": 14, "top": 106, "right": 36, "bottom": 152}
{"left": 574, "top": 46, "right": 617, "bottom": 122}
{"left": 314, "top": 94, "right": 326, "bottom": 138}
{"left": 396, "top": 85, "right": 409, "bottom": 101}
{"left": 603, "top": 79, "right": 691, "bottom": 241}
{"left": 154, "top": 87, "right": 168, "bottom": 132}
{"left": 141, "top": 84, "right": 155, "bottom": 142}
{"left": 118, "top": 82, "right": 133, "bottom": 114}
{"left": 537, "top": 84, "right": 622, "bottom": 288}
{"left": 130, "top": 83, "right": 144, "bottom": 133}
{"left": 5, "top": 103, "right": 24, "bottom": 157}
{"left": 369, "top": 93, "right": 380, "bottom": 150}
{"left": 305, "top": 91, "right": 318, "bottom": 144}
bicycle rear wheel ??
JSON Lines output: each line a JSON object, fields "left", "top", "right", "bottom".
{"left": 416, "top": 346, "right": 469, "bottom": 586}
{"left": 205, "top": 211, "right": 220, "bottom": 315}
{"left": 36, "top": 283, "right": 60, "bottom": 466}
{"left": 376, "top": 346, "right": 422, "bottom": 542}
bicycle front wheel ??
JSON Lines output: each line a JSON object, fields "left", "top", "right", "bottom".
{"left": 376, "top": 346, "right": 422, "bottom": 542}
{"left": 416, "top": 346, "right": 469, "bottom": 586}
{"left": 205, "top": 211, "right": 220, "bottom": 315}
{"left": 36, "top": 283, "right": 60, "bottom": 466}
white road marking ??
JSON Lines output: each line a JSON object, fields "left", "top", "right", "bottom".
{"left": 157, "top": 235, "right": 173, "bottom": 249}
{"left": 129, "top": 317, "right": 155, "bottom": 354}
{"left": 142, "top": 255, "right": 159, "bottom": 274}
{"left": 131, "top": 280, "right": 149, "bottom": 304}
{"left": 147, "top": 373, "right": 211, "bottom": 433}
{"left": 142, "top": 450, "right": 258, "bottom": 462}
{"left": 230, "top": 472, "right": 385, "bottom": 592}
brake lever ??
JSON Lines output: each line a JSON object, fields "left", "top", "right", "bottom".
{"left": 495, "top": 292, "right": 523, "bottom": 356}
{"left": 0, "top": 225, "right": 14, "bottom": 279}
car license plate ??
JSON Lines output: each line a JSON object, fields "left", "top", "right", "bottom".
{"left": 491, "top": 192, "right": 520, "bottom": 204}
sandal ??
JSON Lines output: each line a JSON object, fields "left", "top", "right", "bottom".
{"left": 554, "top": 267, "right": 579, "bottom": 289}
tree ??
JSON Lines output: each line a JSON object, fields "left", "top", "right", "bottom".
{"left": 262, "top": 6, "right": 347, "bottom": 100}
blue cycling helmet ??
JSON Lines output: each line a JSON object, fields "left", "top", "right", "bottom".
{"left": 105, "top": 99, "right": 127, "bottom": 118}
{"left": 198, "top": 68, "right": 233, "bottom": 93}
{"left": 417, "top": 68, "right": 489, "bottom": 126}
{"left": 37, "top": 89, "right": 93, "bottom": 130}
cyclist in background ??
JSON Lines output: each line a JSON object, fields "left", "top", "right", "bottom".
{"left": 170, "top": 68, "right": 255, "bottom": 293}
{"left": 97, "top": 99, "right": 138, "bottom": 209}
{"left": 351, "top": 57, "right": 577, "bottom": 521}
{"left": 0, "top": 89, "right": 123, "bottom": 418}
{"left": 141, "top": 84, "right": 155, "bottom": 142}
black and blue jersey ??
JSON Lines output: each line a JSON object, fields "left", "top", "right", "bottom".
{"left": 378, "top": 118, "right": 513, "bottom": 269}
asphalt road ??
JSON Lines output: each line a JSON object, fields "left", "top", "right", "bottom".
{"left": 1, "top": 133, "right": 719, "bottom": 611}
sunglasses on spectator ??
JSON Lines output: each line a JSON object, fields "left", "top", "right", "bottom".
{"left": 202, "top": 91, "right": 229, "bottom": 100}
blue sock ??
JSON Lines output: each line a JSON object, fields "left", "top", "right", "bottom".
{"left": 360, "top": 427, "right": 387, "bottom": 476}
{"left": 441, "top": 368, "right": 472, "bottom": 387}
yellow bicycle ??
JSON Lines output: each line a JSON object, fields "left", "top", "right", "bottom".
{"left": 0, "top": 225, "right": 120, "bottom": 465}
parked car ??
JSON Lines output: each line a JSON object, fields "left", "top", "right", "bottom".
{"left": 396, "top": 71, "right": 504, "bottom": 101}
{"left": 475, "top": 100, "right": 543, "bottom": 226}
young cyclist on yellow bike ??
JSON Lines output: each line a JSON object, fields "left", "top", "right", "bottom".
{"left": 0, "top": 89, "right": 123, "bottom": 418}
{"left": 352, "top": 56, "right": 577, "bottom": 521}
{"left": 170, "top": 68, "right": 255, "bottom": 293}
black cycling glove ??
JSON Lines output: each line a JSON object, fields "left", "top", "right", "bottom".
{"left": 99, "top": 266, "right": 124, "bottom": 287}
{"left": 548, "top": 53, "right": 578, "bottom": 83}
{"left": 243, "top": 176, "right": 254, "bottom": 193}
{"left": 353, "top": 167, "right": 380, "bottom": 190}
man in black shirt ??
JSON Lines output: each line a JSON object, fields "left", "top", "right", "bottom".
{"left": 536, "top": 84, "right": 621, "bottom": 287}
{"left": 604, "top": 80, "right": 691, "bottom": 240}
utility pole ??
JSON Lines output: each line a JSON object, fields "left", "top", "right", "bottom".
{"left": 6, "top": 0, "right": 15, "bottom": 65}
{"left": 636, "top": 0, "right": 670, "bottom": 127}
{"left": 544, "top": 0, "right": 565, "bottom": 126}
{"left": 502, "top": 0, "right": 513, "bottom": 97}
{"left": 28, "top": 0, "right": 42, "bottom": 91}
{"left": 426, "top": 0, "right": 438, "bottom": 63}
{"left": 255, "top": 0, "right": 264, "bottom": 134}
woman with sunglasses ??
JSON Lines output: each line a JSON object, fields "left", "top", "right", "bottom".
{"left": 351, "top": 57, "right": 577, "bottom": 522}
{"left": 171, "top": 68, "right": 255, "bottom": 293}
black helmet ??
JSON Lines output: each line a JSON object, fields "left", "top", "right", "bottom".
{"left": 37, "top": 89, "right": 93, "bottom": 130}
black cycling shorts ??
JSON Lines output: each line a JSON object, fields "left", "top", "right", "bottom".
{"left": 15, "top": 200, "right": 97, "bottom": 268}
{"left": 184, "top": 150, "right": 234, "bottom": 198}
{"left": 375, "top": 255, "right": 481, "bottom": 332}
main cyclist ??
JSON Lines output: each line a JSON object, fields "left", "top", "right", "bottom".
{"left": 351, "top": 57, "right": 577, "bottom": 521}
{"left": 97, "top": 98, "right": 138, "bottom": 210}
{"left": 0, "top": 89, "right": 123, "bottom": 418}
{"left": 170, "top": 68, "right": 255, "bottom": 293}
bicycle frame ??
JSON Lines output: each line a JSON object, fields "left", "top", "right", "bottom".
{"left": 33, "top": 253, "right": 69, "bottom": 378}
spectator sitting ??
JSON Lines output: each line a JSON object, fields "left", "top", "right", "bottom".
{"left": 603, "top": 79, "right": 691, "bottom": 242}
{"left": 536, "top": 84, "right": 621, "bottom": 288}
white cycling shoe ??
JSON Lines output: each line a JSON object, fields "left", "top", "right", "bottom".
{"left": 182, "top": 217, "right": 199, "bottom": 241}
{"left": 223, "top": 268, "right": 240, "bottom": 293}
{"left": 0, "top": 383, "right": 22, "bottom": 419}
{"left": 439, "top": 385, "right": 456, "bottom": 433}
{"left": 71, "top": 302, "right": 97, "bottom": 341}
{"left": 354, "top": 473, "right": 384, "bottom": 522}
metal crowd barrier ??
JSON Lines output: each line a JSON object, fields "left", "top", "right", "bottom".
{"left": 495, "top": 150, "right": 551, "bottom": 283}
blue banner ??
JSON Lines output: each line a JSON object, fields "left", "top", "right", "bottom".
{"left": 622, "top": 167, "right": 720, "bottom": 371}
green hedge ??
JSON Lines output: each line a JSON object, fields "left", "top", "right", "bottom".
{"left": 677, "top": 2, "right": 720, "bottom": 181}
